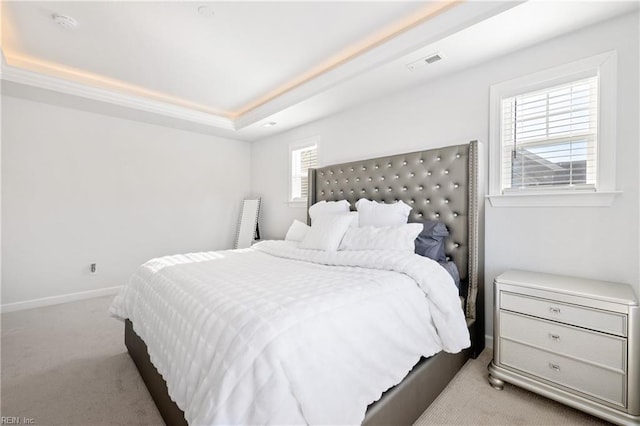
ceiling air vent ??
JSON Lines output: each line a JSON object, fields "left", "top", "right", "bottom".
{"left": 425, "top": 54, "right": 442, "bottom": 64}
{"left": 406, "top": 53, "right": 443, "bottom": 71}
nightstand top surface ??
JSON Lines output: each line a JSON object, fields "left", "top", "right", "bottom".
{"left": 496, "top": 269, "right": 639, "bottom": 306}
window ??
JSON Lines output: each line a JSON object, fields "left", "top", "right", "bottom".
{"left": 501, "top": 76, "right": 598, "bottom": 191}
{"left": 489, "top": 51, "right": 620, "bottom": 207}
{"left": 289, "top": 139, "right": 318, "bottom": 203}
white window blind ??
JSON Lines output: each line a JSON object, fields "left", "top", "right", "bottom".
{"left": 501, "top": 76, "right": 598, "bottom": 192}
{"left": 290, "top": 144, "right": 317, "bottom": 201}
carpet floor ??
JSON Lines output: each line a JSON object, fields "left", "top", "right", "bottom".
{"left": 1, "top": 296, "right": 611, "bottom": 425}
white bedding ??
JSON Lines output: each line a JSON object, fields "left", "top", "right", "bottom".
{"left": 110, "top": 240, "right": 470, "bottom": 425}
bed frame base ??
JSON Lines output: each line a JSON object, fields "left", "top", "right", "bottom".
{"left": 125, "top": 319, "right": 473, "bottom": 426}
{"left": 363, "top": 348, "right": 470, "bottom": 425}
{"left": 125, "top": 320, "right": 187, "bottom": 426}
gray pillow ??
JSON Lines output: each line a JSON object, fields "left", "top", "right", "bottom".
{"left": 438, "top": 260, "right": 461, "bottom": 290}
{"left": 414, "top": 220, "right": 449, "bottom": 262}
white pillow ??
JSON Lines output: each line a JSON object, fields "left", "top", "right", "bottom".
{"left": 355, "top": 199, "right": 412, "bottom": 227}
{"left": 346, "top": 211, "right": 359, "bottom": 228}
{"left": 334, "top": 211, "right": 358, "bottom": 228}
{"left": 339, "top": 223, "right": 423, "bottom": 251}
{"left": 299, "top": 214, "right": 354, "bottom": 251}
{"left": 285, "top": 220, "right": 310, "bottom": 242}
{"left": 308, "top": 200, "right": 350, "bottom": 224}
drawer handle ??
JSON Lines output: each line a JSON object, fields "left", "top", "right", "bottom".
{"left": 549, "top": 333, "right": 561, "bottom": 341}
{"left": 549, "top": 363, "right": 561, "bottom": 372}
{"left": 549, "top": 307, "right": 561, "bottom": 314}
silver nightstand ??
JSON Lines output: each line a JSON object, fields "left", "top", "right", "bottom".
{"left": 488, "top": 270, "right": 639, "bottom": 426}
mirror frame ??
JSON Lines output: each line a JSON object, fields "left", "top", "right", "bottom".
{"left": 234, "top": 198, "right": 261, "bottom": 249}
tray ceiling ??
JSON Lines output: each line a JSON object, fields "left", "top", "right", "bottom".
{"left": 2, "top": 1, "right": 445, "bottom": 116}
{"left": 1, "top": 1, "right": 636, "bottom": 141}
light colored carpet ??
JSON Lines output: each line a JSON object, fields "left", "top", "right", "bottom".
{"left": 414, "top": 348, "right": 610, "bottom": 426}
{"left": 1, "top": 296, "right": 611, "bottom": 425}
{"left": 1, "top": 296, "right": 164, "bottom": 425}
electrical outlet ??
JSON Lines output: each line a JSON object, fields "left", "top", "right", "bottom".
{"left": 90, "top": 263, "right": 97, "bottom": 275}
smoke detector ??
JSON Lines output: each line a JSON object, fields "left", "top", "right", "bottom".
{"left": 197, "top": 5, "right": 215, "bottom": 17}
{"left": 406, "top": 53, "right": 443, "bottom": 71}
{"left": 52, "top": 14, "right": 78, "bottom": 30}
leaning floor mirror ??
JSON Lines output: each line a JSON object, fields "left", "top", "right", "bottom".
{"left": 234, "top": 198, "right": 261, "bottom": 249}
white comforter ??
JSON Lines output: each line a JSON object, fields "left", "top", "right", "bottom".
{"left": 110, "top": 240, "right": 469, "bottom": 425}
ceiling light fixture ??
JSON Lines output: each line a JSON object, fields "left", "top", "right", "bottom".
{"left": 197, "top": 5, "right": 215, "bottom": 17}
{"left": 262, "top": 122, "right": 277, "bottom": 128}
{"left": 52, "top": 13, "right": 78, "bottom": 30}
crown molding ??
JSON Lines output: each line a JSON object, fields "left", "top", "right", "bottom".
{"left": 0, "top": 60, "right": 236, "bottom": 131}
{"left": 0, "top": 1, "right": 523, "bottom": 135}
{"left": 234, "top": 1, "right": 523, "bottom": 130}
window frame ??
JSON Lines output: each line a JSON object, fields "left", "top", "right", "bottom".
{"left": 288, "top": 137, "right": 319, "bottom": 206}
{"left": 488, "top": 50, "right": 621, "bottom": 207}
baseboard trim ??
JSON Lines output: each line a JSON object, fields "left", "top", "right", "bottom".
{"left": 485, "top": 334, "right": 494, "bottom": 351}
{"left": 1, "top": 286, "right": 122, "bottom": 313}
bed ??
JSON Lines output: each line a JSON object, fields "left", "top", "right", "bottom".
{"left": 114, "top": 140, "right": 484, "bottom": 425}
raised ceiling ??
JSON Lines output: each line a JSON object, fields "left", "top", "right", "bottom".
{"left": 1, "top": 1, "right": 637, "bottom": 141}
{"left": 3, "top": 1, "right": 436, "bottom": 116}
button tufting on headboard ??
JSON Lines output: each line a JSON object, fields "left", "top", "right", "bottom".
{"left": 307, "top": 141, "right": 480, "bottom": 321}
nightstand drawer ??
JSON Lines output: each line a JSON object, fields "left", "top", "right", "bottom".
{"left": 500, "top": 311, "right": 626, "bottom": 371}
{"left": 501, "top": 291, "right": 626, "bottom": 336}
{"left": 501, "top": 339, "right": 626, "bottom": 407}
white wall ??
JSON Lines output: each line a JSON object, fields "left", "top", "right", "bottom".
{"left": 2, "top": 95, "right": 251, "bottom": 307}
{"left": 251, "top": 12, "right": 640, "bottom": 337}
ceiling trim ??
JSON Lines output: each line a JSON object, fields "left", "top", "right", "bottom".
{"left": 234, "top": 1, "right": 523, "bottom": 130}
{"left": 0, "top": 1, "right": 524, "bottom": 136}
{"left": 231, "top": 0, "right": 460, "bottom": 118}
{"left": 1, "top": 1, "right": 463, "bottom": 127}
{"left": 3, "top": 50, "right": 232, "bottom": 117}
{"left": 0, "top": 57, "right": 235, "bottom": 131}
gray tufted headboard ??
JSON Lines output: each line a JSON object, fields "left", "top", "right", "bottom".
{"left": 307, "top": 141, "right": 480, "bottom": 321}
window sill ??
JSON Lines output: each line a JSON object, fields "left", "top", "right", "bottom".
{"left": 287, "top": 200, "right": 308, "bottom": 208}
{"left": 487, "top": 190, "right": 622, "bottom": 207}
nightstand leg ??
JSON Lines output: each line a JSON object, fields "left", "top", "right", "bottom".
{"left": 488, "top": 374, "right": 504, "bottom": 390}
